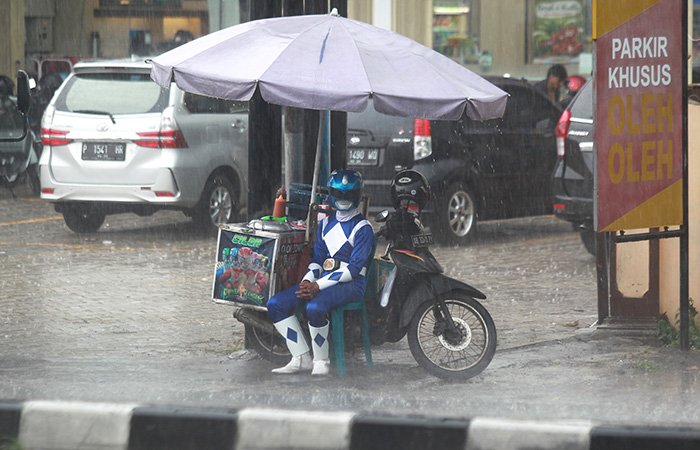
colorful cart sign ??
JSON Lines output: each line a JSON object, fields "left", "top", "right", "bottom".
{"left": 213, "top": 225, "right": 305, "bottom": 307}
{"left": 595, "top": 0, "right": 684, "bottom": 232}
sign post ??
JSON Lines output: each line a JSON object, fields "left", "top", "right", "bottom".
{"left": 594, "top": 0, "right": 689, "bottom": 348}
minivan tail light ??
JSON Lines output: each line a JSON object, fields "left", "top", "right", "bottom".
{"left": 41, "top": 128, "right": 72, "bottom": 146}
{"left": 413, "top": 118, "right": 432, "bottom": 160}
{"left": 159, "top": 129, "right": 188, "bottom": 148}
{"left": 157, "top": 106, "right": 188, "bottom": 148}
{"left": 134, "top": 130, "right": 188, "bottom": 149}
{"left": 556, "top": 110, "right": 571, "bottom": 157}
{"left": 134, "top": 132, "right": 160, "bottom": 148}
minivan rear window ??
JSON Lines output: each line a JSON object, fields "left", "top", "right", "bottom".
{"left": 184, "top": 92, "right": 248, "bottom": 114}
{"left": 54, "top": 72, "right": 169, "bottom": 115}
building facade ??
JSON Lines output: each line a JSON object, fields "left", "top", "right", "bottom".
{"left": 2, "top": 0, "right": 603, "bottom": 86}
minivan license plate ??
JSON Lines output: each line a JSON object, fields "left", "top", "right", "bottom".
{"left": 348, "top": 148, "right": 379, "bottom": 166}
{"left": 82, "top": 143, "right": 126, "bottom": 161}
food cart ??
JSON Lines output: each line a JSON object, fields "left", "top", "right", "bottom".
{"left": 212, "top": 222, "right": 305, "bottom": 308}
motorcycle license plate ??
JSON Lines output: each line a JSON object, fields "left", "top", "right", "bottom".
{"left": 82, "top": 143, "right": 126, "bottom": 161}
{"left": 411, "top": 233, "right": 433, "bottom": 247}
{"left": 348, "top": 148, "right": 379, "bottom": 166}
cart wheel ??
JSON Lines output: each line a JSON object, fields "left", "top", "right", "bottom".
{"left": 244, "top": 324, "right": 291, "bottom": 365}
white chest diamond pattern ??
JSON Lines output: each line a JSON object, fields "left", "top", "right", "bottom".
{"left": 324, "top": 222, "right": 350, "bottom": 256}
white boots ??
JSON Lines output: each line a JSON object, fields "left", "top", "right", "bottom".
{"left": 272, "top": 316, "right": 331, "bottom": 375}
{"left": 271, "top": 352, "right": 313, "bottom": 374}
{"left": 309, "top": 322, "right": 330, "bottom": 376}
{"left": 271, "top": 315, "right": 311, "bottom": 374}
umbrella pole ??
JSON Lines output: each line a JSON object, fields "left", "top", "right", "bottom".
{"left": 306, "top": 110, "right": 325, "bottom": 243}
{"left": 283, "top": 106, "right": 304, "bottom": 201}
{"left": 310, "top": 110, "right": 324, "bottom": 208}
{"left": 297, "top": 110, "right": 325, "bottom": 283}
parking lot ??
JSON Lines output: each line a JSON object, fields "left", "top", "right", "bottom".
{"left": 15, "top": 182, "right": 691, "bottom": 426}
{"left": 0, "top": 182, "right": 597, "bottom": 358}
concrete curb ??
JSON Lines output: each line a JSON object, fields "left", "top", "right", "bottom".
{"left": 2, "top": 400, "right": 700, "bottom": 449}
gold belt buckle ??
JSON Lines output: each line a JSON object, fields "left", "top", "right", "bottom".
{"left": 323, "top": 258, "right": 339, "bottom": 272}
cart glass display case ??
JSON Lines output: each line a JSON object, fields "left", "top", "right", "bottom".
{"left": 212, "top": 223, "right": 305, "bottom": 307}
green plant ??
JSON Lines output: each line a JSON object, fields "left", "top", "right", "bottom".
{"left": 221, "top": 343, "right": 244, "bottom": 356}
{"left": 657, "top": 314, "right": 678, "bottom": 347}
{"left": 637, "top": 359, "right": 656, "bottom": 372}
{"left": 656, "top": 298, "right": 700, "bottom": 349}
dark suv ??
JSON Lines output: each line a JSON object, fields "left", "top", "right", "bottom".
{"left": 551, "top": 79, "right": 594, "bottom": 254}
{"left": 346, "top": 76, "right": 562, "bottom": 245}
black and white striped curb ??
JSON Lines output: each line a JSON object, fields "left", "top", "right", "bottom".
{"left": 2, "top": 401, "right": 700, "bottom": 449}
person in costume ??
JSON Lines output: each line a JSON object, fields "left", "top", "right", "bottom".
{"left": 266, "top": 169, "right": 375, "bottom": 375}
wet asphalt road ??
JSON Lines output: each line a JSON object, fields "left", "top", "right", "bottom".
{"left": 3, "top": 182, "right": 700, "bottom": 427}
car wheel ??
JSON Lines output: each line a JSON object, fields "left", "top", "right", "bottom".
{"left": 435, "top": 182, "right": 477, "bottom": 245}
{"left": 63, "top": 206, "right": 106, "bottom": 233}
{"left": 194, "top": 174, "right": 236, "bottom": 233}
{"left": 580, "top": 228, "right": 596, "bottom": 256}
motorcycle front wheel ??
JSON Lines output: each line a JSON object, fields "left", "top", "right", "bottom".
{"left": 407, "top": 293, "right": 496, "bottom": 380}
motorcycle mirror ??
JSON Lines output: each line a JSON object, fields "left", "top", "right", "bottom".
{"left": 16, "top": 70, "right": 30, "bottom": 115}
{"left": 375, "top": 210, "right": 389, "bottom": 223}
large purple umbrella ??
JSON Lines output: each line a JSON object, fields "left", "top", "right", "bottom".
{"left": 150, "top": 9, "right": 507, "bottom": 121}
{"left": 150, "top": 9, "right": 507, "bottom": 221}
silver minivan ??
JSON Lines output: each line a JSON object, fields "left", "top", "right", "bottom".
{"left": 39, "top": 59, "right": 249, "bottom": 233}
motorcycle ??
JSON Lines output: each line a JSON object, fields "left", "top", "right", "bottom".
{"left": 0, "top": 128, "right": 41, "bottom": 196}
{"left": 230, "top": 170, "right": 496, "bottom": 380}
{"left": 369, "top": 202, "right": 496, "bottom": 380}
{"left": 0, "top": 73, "right": 41, "bottom": 196}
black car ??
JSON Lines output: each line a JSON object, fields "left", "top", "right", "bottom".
{"left": 551, "top": 78, "right": 595, "bottom": 254}
{"left": 346, "top": 76, "right": 563, "bottom": 245}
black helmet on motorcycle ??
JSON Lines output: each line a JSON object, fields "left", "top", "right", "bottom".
{"left": 391, "top": 170, "right": 430, "bottom": 210}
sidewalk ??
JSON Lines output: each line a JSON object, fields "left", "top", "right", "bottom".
{"left": 2, "top": 389, "right": 700, "bottom": 450}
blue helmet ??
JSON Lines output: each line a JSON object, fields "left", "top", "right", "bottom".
{"left": 327, "top": 169, "right": 363, "bottom": 211}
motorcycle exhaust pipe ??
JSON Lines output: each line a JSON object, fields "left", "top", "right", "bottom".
{"left": 233, "top": 308, "right": 276, "bottom": 334}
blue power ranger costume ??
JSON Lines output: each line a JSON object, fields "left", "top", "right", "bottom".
{"left": 267, "top": 170, "right": 374, "bottom": 375}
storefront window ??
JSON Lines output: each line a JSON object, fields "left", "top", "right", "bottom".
{"left": 530, "top": 0, "right": 586, "bottom": 64}
{"left": 433, "top": 0, "right": 480, "bottom": 64}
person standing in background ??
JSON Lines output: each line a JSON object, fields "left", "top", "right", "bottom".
{"left": 535, "top": 64, "right": 568, "bottom": 103}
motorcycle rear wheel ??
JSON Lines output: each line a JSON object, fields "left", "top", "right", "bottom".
{"left": 244, "top": 323, "right": 291, "bottom": 365}
{"left": 407, "top": 293, "right": 496, "bottom": 380}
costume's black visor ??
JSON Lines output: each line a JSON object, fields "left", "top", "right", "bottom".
{"left": 329, "top": 187, "right": 360, "bottom": 200}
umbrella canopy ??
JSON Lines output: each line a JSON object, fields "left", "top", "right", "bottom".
{"left": 150, "top": 9, "right": 507, "bottom": 121}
